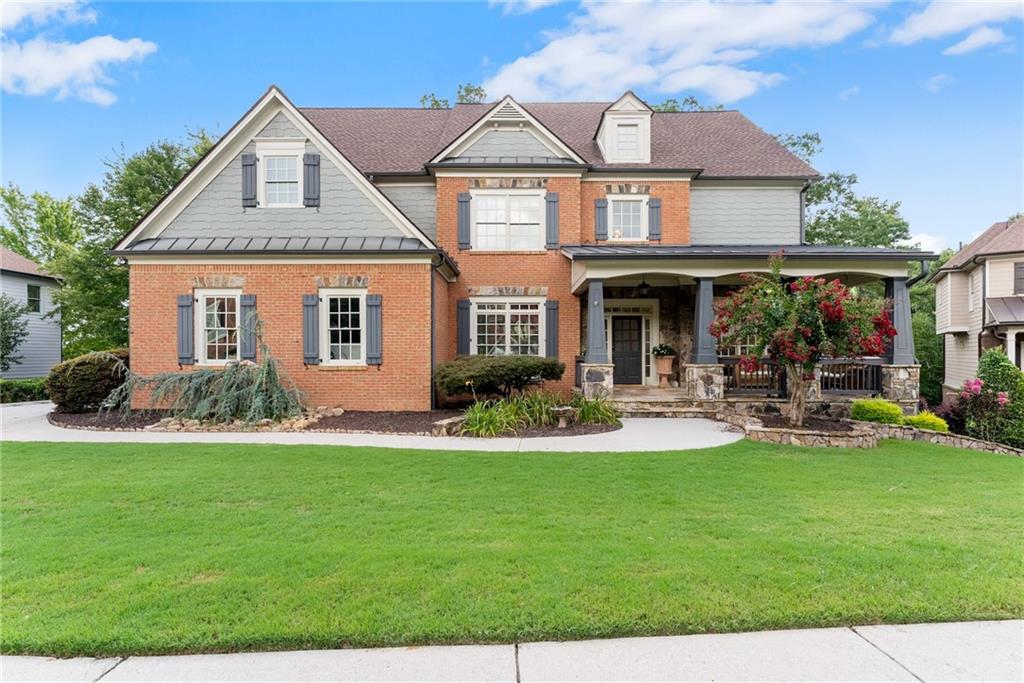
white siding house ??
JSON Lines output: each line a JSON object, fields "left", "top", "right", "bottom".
{"left": 1, "top": 247, "right": 61, "bottom": 379}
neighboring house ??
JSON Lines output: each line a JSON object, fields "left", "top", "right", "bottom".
{"left": 1, "top": 247, "right": 61, "bottom": 379}
{"left": 933, "top": 217, "right": 1024, "bottom": 398}
{"left": 113, "top": 86, "right": 934, "bottom": 412}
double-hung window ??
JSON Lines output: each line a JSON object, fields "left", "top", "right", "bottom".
{"left": 256, "top": 140, "right": 304, "bottom": 208}
{"left": 26, "top": 284, "right": 41, "bottom": 313}
{"left": 472, "top": 298, "right": 544, "bottom": 356}
{"left": 472, "top": 190, "right": 544, "bottom": 251}
{"left": 195, "top": 289, "right": 240, "bottom": 365}
{"left": 319, "top": 289, "right": 366, "bottom": 365}
{"left": 609, "top": 195, "right": 648, "bottom": 241}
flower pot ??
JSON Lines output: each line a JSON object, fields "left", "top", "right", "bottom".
{"left": 655, "top": 355, "right": 676, "bottom": 388}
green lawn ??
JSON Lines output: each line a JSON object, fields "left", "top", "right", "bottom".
{"left": 2, "top": 439, "right": 1022, "bottom": 656}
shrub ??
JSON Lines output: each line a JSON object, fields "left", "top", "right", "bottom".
{"left": 902, "top": 411, "right": 949, "bottom": 432}
{"left": 460, "top": 400, "right": 524, "bottom": 437}
{"left": 974, "top": 350, "right": 1024, "bottom": 448}
{"left": 46, "top": 349, "right": 129, "bottom": 413}
{"left": 435, "top": 355, "right": 565, "bottom": 399}
{"left": 0, "top": 378, "right": 48, "bottom": 403}
{"left": 572, "top": 394, "right": 619, "bottom": 425}
{"left": 933, "top": 402, "right": 966, "bottom": 434}
{"left": 0, "top": 293, "right": 30, "bottom": 372}
{"left": 850, "top": 398, "right": 904, "bottom": 424}
{"left": 507, "top": 391, "right": 565, "bottom": 427}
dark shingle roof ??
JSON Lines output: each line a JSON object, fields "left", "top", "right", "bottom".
{"left": 941, "top": 218, "right": 1024, "bottom": 272}
{"left": 0, "top": 246, "right": 58, "bottom": 280}
{"left": 560, "top": 244, "right": 937, "bottom": 260}
{"left": 300, "top": 102, "right": 819, "bottom": 178}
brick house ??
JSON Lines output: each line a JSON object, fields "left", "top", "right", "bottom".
{"left": 114, "top": 86, "right": 935, "bottom": 412}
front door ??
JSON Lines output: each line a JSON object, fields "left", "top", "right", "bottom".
{"left": 612, "top": 316, "right": 643, "bottom": 384}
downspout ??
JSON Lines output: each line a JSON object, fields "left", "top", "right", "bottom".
{"left": 906, "top": 260, "right": 930, "bottom": 287}
{"left": 430, "top": 254, "right": 440, "bottom": 410}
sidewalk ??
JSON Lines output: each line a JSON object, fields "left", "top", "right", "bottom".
{"left": 0, "top": 402, "right": 743, "bottom": 452}
{"left": 3, "top": 620, "right": 1020, "bottom": 682}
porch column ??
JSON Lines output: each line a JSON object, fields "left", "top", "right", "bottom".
{"left": 1007, "top": 330, "right": 1018, "bottom": 367}
{"left": 692, "top": 277, "right": 718, "bottom": 363}
{"left": 885, "top": 277, "right": 915, "bottom": 365}
{"left": 585, "top": 279, "right": 608, "bottom": 363}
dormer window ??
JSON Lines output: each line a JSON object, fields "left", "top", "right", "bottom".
{"left": 255, "top": 140, "right": 305, "bottom": 208}
{"left": 616, "top": 123, "right": 641, "bottom": 160}
{"left": 597, "top": 92, "right": 652, "bottom": 164}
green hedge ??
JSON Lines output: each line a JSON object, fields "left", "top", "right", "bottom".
{"left": 46, "top": 349, "right": 129, "bottom": 413}
{"left": 902, "top": 411, "right": 949, "bottom": 433}
{"left": 0, "top": 378, "right": 48, "bottom": 403}
{"left": 435, "top": 355, "right": 565, "bottom": 398}
{"left": 850, "top": 398, "right": 904, "bottom": 424}
{"left": 975, "top": 350, "right": 1024, "bottom": 448}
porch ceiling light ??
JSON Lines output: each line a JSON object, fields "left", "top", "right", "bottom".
{"left": 637, "top": 278, "right": 652, "bottom": 298}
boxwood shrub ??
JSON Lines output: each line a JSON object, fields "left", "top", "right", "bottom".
{"left": 435, "top": 355, "right": 565, "bottom": 399}
{"left": 902, "top": 411, "right": 949, "bottom": 433}
{"left": 0, "top": 378, "right": 48, "bottom": 403}
{"left": 46, "top": 349, "right": 129, "bottom": 413}
{"left": 850, "top": 397, "right": 904, "bottom": 424}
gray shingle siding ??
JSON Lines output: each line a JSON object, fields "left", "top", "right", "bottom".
{"left": 1, "top": 272, "right": 60, "bottom": 379}
{"left": 163, "top": 113, "right": 405, "bottom": 239}
{"left": 378, "top": 185, "right": 437, "bottom": 241}
{"left": 690, "top": 186, "right": 802, "bottom": 245}
{"left": 461, "top": 130, "right": 555, "bottom": 159}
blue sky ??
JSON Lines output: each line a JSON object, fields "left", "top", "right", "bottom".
{"left": 2, "top": 1, "right": 1022, "bottom": 252}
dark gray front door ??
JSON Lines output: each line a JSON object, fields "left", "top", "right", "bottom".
{"left": 612, "top": 316, "right": 643, "bottom": 384}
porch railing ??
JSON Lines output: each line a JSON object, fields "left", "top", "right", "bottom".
{"left": 721, "top": 358, "right": 787, "bottom": 398}
{"left": 818, "top": 358, "right": 883, "bottom": 395}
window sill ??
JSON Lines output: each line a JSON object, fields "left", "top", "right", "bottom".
{"left": 316, "top": 364, "right": 369, "bottom": 372}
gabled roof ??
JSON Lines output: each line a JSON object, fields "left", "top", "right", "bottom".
{"left": 939, "top": 218, "right": 1024, "bottom": 273}
{"left": 0, "top": 247, "right": 59, "bottom": 280}
{"left": 300, "top": 102, "right": 818, "bottom": 177}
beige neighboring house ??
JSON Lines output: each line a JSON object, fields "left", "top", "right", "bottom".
{"left": 934, "top": 217, "right": 1024, "bottom": 399}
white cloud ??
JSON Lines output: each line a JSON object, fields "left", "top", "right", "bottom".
{"left": 489, "top": 0, "right": 560, "bottom": 14}
{"left": 484, "top": 1, "right": 878, "bottom": 102}
{"left": 838, "top": 85, "right": 861, "bottom": 100}
{"left": 0, "top": 0, "right": 95, "bottom": 30}
{"left": 942, "top": 26, "right": 1008, "bottom": 55}
{"left": 890, "top": 1, "right": 1023, "bottom": 45}
{"left": 923, "top": 73, "right": 953, "bottom": 93}
{"left": 906, "top": 232, "right": 947, "bottom": 253}
{"left": 1, "top": 1, "right": 157, "bottom": 106}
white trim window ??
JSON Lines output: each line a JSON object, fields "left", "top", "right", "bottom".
{"left": 195, "top": 289, "right": 241, "bottom": 365}
{"left": 256, "top": 140, "right": 304, "bottom": 208}
{"left": 968, "top": 271, "right": 976, "bottom": 311}
{"left": 471, "top": 298, "right": 545, "bottom": 356}
{"left": 609, "top": 194, "right": 648, "bottom": 241}
{"left": 320, "top": 288, "right": 366, "bottom": 365}
{"left": 471, "top": 190, "right": 545, "bottom": 251}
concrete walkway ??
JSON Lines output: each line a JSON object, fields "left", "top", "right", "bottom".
{"left": 3, "top": 621, "right": 1020, "bottom": 682}
{"left": 0, "top": 402, "right": 743, "bottom": 452}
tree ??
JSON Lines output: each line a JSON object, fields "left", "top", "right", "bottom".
{"left": 0, "top": 293, "right": 30, "bottom": 372}
{"left": 910, "top": 249, "right": 952, "bottom": 406}
{"left": 419, "top": 83, "right": 488, "bottom": 109}
{"left": 0, "top": 185, "right": 81, "bottom": 265}
{"left": 653, "top": 96, "right": 724, "bottom": 112}
{"left": 52, "top": 131, "right": 214, "bottom": 357}
{"left": 710, "top": 257, "right": 896, "bottom": 426}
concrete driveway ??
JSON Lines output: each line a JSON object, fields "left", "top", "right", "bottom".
{"left": 3, "top": 620, "right": 1020, "bottom": 682}
{"left": 0, "top": 401, "right": 743, "bottom": 452}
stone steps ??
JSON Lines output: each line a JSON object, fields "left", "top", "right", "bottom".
{"left": 612, "top": 402, "right": 715, "bottom": 419}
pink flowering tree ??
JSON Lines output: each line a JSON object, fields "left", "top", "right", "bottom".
{"left": 709, "top": 256, "right": 897, "bottom": 427}
{"left": 958, "top": 378, "right": 1012, "bottom": 443}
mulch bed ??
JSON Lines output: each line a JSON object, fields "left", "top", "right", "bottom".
{"left": 307, "top": 410, "right": 461, "bottom": 434}
{"left": 759, "top": 414, "right": 854, "bottom": 432}
{"left": 49, "top": 411, "right": 167, "bottom": 430}
{"left": 517, "top": 421, "right": 622, "bottom": 438}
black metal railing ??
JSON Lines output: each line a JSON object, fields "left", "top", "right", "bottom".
{"left": 721, "top": 358, "right": 788, "bottom": 398}
{"left": 818, "top": 358, "right": 883, "bottom": 395}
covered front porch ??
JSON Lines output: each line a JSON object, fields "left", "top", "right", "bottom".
{"left": 563, "top": 244, "right": 934, "bottom": 414}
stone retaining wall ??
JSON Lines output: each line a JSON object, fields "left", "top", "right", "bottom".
{"left": 847, "top": 420, "right": 1024, "bottom": 457}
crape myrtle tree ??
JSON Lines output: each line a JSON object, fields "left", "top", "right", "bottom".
{"left": 709, "top": 256, "right": 897, "bottom": 427}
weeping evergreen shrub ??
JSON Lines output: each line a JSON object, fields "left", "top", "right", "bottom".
{"left": 104, "top": 316, "right": 304, "bottom": 423}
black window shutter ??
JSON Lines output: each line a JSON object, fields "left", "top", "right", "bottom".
{"left": 303, "top": 153, "right": 320, "bottom": 207}
{"left": 240, "top": 294, "right": 257, "bottom": 361}
{"left": 177, "top": 294, "right": 194, "bottom": 365}
{"left": 366, "top": 294, "right": 382, "bottom": 366}
{"left": 241, "top": 153, "right": 257, "bottom": 207}
{"left": 545, "top": 300, "right": 559, "bottom": 358}
{"left": 457, "top": 299, "right": 471, "bottom": 355}
{"left": 545, "top": 192, "right": 560, "bottom": 249}
{"left": 595, "top": 198, "right": 608, "bottom": 241}
{"left": 648, "top": 198, "right": 662, "bottom": 241}
{"left": 457, "top": 193, "right": 472, "bottom": 249}
{"left": 302, "top": 294, "right": 319, "bottom": 365}
{"left": 1015, "top": 263, "right": 1024, "bottom": 294}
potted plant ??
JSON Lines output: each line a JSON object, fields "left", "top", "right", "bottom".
{"left": 652, "top": 344, "right": 677, "bottom": 388}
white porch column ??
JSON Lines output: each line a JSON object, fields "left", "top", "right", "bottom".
{"left": 1007, "top": 330, "right": 1019, "bottom": 366}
